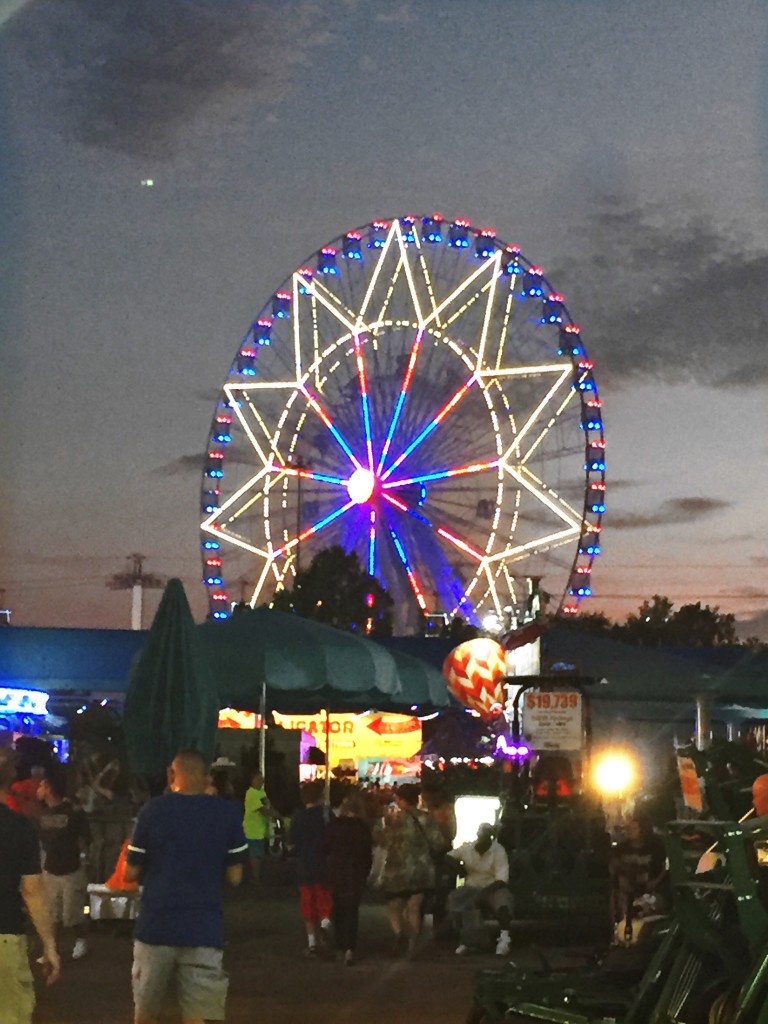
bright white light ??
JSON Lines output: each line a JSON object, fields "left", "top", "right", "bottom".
{"left": 591, "top": 749, "right": 640, "bottom": 797}
{"left": 453, "top": 795, "right": 502, "bottom": 847}
{"left": 0, "top": 687, "right": 48, "bottom": 715}
{"left": 141, "top": 179, "right": 154, "bottom": 187}
{"left": 347, "top": 467, "right": 375, "bottom": 504}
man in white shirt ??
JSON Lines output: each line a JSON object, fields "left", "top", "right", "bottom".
{"left": 446, "top": 823, "right": 513, "bottom": 956}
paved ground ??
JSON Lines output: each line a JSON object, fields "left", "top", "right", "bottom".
{"left": 32, "top": 852, "right": 601, "bottom": 1024}
{"left": 33, "top": 879, "right": 501, "bottom": 1023}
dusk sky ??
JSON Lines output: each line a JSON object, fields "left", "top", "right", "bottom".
{"left": 1, "top": 0, "right": 766, "bottom": 637}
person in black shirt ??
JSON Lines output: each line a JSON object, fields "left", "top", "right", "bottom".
{"left": 327, "top": 793, "right": 373, "bottom": 965}
{"left": 289, "top": 781, "right": 333, "bottom": 957}
{"left": 610, "top": 814, "right": 668, "bottom": 941}
{"left": 38, "top": 767, "right": 91, "bottom": 960}
{"left": 0, "top": 749, "right": 60, "bottom": 1023}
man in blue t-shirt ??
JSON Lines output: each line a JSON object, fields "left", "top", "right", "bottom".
{"left": 125, "top": 750, "right": 248, "bottom": 1024}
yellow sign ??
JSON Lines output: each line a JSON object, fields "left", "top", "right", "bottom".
{"left": 218, "top": 708, "right": 259, "bottom": 730}
{"left": 272, "top": 711, "right": 422, "bottom": 767}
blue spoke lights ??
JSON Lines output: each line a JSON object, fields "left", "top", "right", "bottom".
{"left": 200, "top": 215, "right": 605, "bottom": 626}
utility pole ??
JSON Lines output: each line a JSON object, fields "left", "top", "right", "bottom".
{"left": 106, "top": 554, "right": 164, "bottom": 630}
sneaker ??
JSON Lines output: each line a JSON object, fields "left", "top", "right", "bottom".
{"left": 344, "top": 949, "right": 355, "bottom": 967}
{"left": 455, "top": 944, "right": 470, "bottom": 956}
{"left": 71, "top": 939, "right": 88, "bottom": 961}
{"left": 304, "top": 944, "right": 318, "bottom": 958}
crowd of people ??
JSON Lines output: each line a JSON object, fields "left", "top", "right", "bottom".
{"left": 1, "top": 741, "right": 678, "bottom": 1024}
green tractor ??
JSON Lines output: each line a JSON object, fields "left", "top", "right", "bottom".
{"left": 468, "top": 744, "right": 768, "bottom": 1024}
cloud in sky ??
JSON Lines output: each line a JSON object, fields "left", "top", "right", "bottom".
{"left": 554, "top": 199, "right": 768, "bottom": 392}
{"left": 9, "top": 0, "right": 332, "bottom": 158}
{"left": 609, "top": 496, "right": 730, "bottom": 530}
{"left": 736, "top": 607, "right": 768, "bottom": 641}
{"left": 152, "top": 453, "right": 205, "bottom": 476}
{"left": 374, "top": 3, "right": 412, "bottom": 24}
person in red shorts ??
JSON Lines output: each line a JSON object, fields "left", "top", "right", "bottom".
{"left": 289, "top": 781, "right": 333, "bottom": 957}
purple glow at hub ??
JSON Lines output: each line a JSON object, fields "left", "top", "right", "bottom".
{"left": 494, "top": 734, "right": 531, "bottom": 760}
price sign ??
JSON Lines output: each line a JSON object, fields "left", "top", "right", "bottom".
{"left": 521, "top": 688, "right": 583, "bottom": 751}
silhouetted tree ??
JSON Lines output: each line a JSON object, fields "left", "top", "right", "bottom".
{"left": 564, "top": 594, "right": 740, "bottom": 647}
{"left": 271, "top": 545, "right": 393, "bottom": 636}
{"left": 439, "top": 615, "right": 479, "bottom": 644}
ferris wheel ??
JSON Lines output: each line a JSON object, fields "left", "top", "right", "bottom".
{"left": 200, "top": 214, "right": 605, "bottom": 631}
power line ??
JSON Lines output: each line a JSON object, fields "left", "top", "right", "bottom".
{"left": 593, "top": 594, "right": 768, "bottom": 600}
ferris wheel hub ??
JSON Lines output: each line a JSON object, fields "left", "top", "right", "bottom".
{"left": 347, "top": 467, "right": 375, "bottom": 505}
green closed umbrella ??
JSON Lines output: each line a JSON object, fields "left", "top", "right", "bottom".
{"left": 124, "top": 579, "right": 220, "bottom": 778}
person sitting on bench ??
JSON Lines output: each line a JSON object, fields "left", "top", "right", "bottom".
{"left": 446, "top": 823, "right": 513, "bottom": 957}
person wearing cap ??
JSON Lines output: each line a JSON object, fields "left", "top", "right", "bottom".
{"left": 446, "top": 823, "right": 514, "bottom": 956}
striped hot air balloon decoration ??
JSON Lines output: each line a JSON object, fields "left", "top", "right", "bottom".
{"left": 442, "top": 638, "right": 508, "bottom": 720}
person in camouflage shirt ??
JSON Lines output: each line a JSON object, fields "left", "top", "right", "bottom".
{"left": 376, "top": 783, "right": 448, "bottom": 957}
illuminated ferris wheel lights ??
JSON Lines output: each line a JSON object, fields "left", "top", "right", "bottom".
{"left": 422, "top": 214, "right": 444, "bottom": 243}
{"left": 436, "top": 527, "right": 484, "bottom": 561}
{"left": 254, "top": 320, "right": 273, "bottom": 345}
{"left": 579, "top": 542, "right": 602, "bottom": 556}
{"left": 202, "top": 214, "right": 606, "bottom": 623}
{"left": 297, "top": 267, "right": 314, "bottom": 293}
{"left": 343, "top": 233, "right": 363, "bottom": 260}
{"left": 543, "top": 293, "right": 565, "bottom": 325}
{"left": 369, "top": 222, "right": 390, "bottom": 248}
{"left": 347, "top": 468, "right": 375, "bottom": 505}
{"left": 475, "top": 229, "right": 496, "bottom": 259}
{"left": 318, "top": 248, "right": 339, "bottom": 275}
{"left": 449, "top": 218, "right": 472, "bottom": 248}
{"left": 382, "top": 492, "right": 408, "bottom": 513}
{"left": 272, "top": 294, "right": 291, "bottom": 319}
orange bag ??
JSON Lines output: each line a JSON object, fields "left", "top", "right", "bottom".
{"left": 105, "top": 839, "right": 139, "bottom": 891}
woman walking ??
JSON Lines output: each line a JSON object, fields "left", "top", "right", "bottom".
{"left": 376, "top": 783, "right": 448, "bottom": 957}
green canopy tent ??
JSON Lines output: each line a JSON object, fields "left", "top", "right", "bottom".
{"left": 124, "top": 579, "right": 220, "bottom": 781}
{"left": 196, "top": 606, "right": 450, "bottom": 713}
{"left": 378, "top": 646, "right": 453, "bottom": 711}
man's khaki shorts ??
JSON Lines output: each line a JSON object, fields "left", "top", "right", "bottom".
{"left": 132, "top": 940, "right": 228, "bottom": 1021}
{"left": 43, "top": 867, "right": 87, "bottom": 927}
{"left": 0, "top": 933, "right": 35, "bottom": 1024}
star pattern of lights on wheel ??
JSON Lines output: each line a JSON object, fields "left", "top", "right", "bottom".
{"left": 200, "top": 215, "right": 605, "bottom": 623}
